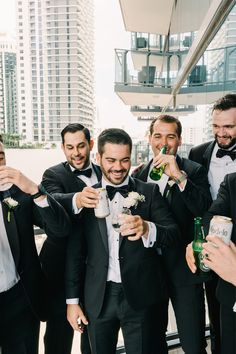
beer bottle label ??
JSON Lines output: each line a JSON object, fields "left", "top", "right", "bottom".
{"left": 198, "top": 253, "right": 210, "bottom": 272}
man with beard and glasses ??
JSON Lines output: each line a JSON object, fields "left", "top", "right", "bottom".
{"left": 188, "top": 93, "right": 236, "bottom": 354}
{"left": 40, "top": 124, "right": 101, "bottom": 354}
{"left": 65, "top": 128, "right": 181, "bottom": 354}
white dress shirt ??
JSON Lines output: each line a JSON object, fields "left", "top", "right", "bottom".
{"left": 208, "top": 144, "right": 236, "bottom": 200}
{"left": 102, "top": 176, "right": 156, "bottom": 283}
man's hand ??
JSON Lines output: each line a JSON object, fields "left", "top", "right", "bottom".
{"left": 153, "top": 154, "right": 185, "bottom": 185}
{"left": 75, "top": 186, "right": 99, "bottom": 209}
{"left": 0, "top": 166, "right": 39, "bottom": 196}
{"left": 185, "top": 242, "right": 197, "bottom": 273}
{"left": 202, "top": 236, "right": 236, "bottom": 286}
{"left": 120, "top": 214, "right": 149, "bottom": 241}
{"left": 67, "top": 304, "right": 88, "bottom": 333}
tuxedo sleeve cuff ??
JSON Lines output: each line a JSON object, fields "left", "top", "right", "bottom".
{"left": 142, "top": 222, "right": 156, "bottom": 248}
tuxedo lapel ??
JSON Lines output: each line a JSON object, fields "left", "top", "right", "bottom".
{"left": 2, "top": 202, "right": 20, "bottom": 267}
{"left": 92, "top": 163, "right": 102, "bottom": 181}
{"left": 97, "top": 218, "right": 109, "bottom": 254}
{"left": 135, "top": 161, "right": 152, "bottom": 181}
{"left": 63, "top": 162, "right": 87, "bottom": 189}
{"left": 93, "top": 181, "right": 109, "bottom": 253}
{"left": 203, "top": 141, "right": 215, "bottom": 171}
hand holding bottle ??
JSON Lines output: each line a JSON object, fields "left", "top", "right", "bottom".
{"left": 151, "top": 145, "right": 187, "bottom": 185}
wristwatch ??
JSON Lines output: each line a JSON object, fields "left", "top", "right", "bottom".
{"left": 174, "top": 171, "right": 187, "bottom": 185}
{"left": 31, "top": 184, "right": 47, "bottom": 199}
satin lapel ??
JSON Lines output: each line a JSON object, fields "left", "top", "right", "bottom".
{"left": 2, "top": 203, "right": 20, "bottom": 267}
{"left": 134, "top": 161, "right": 152, "bottom": 182}
{"left": 97, "top": 218, "right": 109, "bottom": 254}
{"left": 64, "top": 162, "right": 87, "bottom": 190}
{"left": 118, "top": 177, "right": 136, "bottom": 247}
{"left": 203, "top": 141, "right": 215, "bottom": 171}
{"left": 92, "top": 163, "right": 102, "bottom": 181}
{"left": 94, "top": 181, "right": 109, "bottom": 253}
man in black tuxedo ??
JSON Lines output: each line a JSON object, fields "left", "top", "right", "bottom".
{"left": 132, "top": 115, "right": 212, "bottom": 353}
{"left": 0, "top": 143, "right": 70, "bottom": 354}
{"left": 65, "top": 128, "right": 181, "bottom": 354}
{"left": 186, "top": 173, "right": 236, "bottom": 354}
{"left": 41, "top": 123, "right": 101, "bottom": 354}
{"left": 188, "top": 94, "right": 236, "bottom": 353}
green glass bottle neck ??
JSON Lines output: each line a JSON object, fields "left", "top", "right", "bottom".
{"left": 194, "top": 219, "right": 205, "bottom": 241}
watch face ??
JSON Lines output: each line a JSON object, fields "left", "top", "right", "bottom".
{"left": 0, "top": 183, "right": 13, "bottom": 191}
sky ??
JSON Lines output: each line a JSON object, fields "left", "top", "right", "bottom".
{"left": 0, "top": 0, "right": 204, "bottom": 142}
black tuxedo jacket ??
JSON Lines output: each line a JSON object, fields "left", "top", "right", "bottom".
{"left": 203, "top": 173, "right": 236, "bottom": 308}
{"left": 132, "top": 156, "right": 212, "bottom": 286}
{"left": 2, "top": 186, "right": 70, "bottom": 321}
{"left": 40, "top": 162, "right": 102, "bottom": 288}
{"left": 65, "top": 177, "right": 181, "bottom": 318}
{"left": 42, "top": 161, "right": 102, "bottom": 213}
{"left": 189, "top": 140, "right": 216, "bottom": 171}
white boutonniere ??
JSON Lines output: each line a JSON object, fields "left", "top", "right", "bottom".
{"left": 123, "top": 191, "right": 145, "bottom": 209}
{"left": 3, "top": 197, "right": 19, "bottom": 222}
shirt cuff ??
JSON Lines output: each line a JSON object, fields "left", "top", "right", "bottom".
{"left": 34, "top": 197, "right": 49, "bottom": 208}
{"left": 72, "top": 193, "right": 82, "bottom": 214}
{"left": 177, "top": 178, "right": 187, "bottom": 191}
{"left": 142, "top": 222, "right": 156, "bottom": 248}
{"left": 66, "top": 298, "right": 79, "bottom": 305}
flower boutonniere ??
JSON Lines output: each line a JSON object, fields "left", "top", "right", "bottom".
{"left": 3, "top": 197, "right": 19, "bottom": 222}
{"left": 123, "top": 191, "right": 145, "bottom": 209}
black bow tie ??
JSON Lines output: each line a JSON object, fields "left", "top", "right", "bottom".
{"left": 0, "top": 191, "right": 3, "bottom": 201}
{"left": 216, "top": 149, "right": 236, "bottom": 161}
{"left": 73, "top": 168, "right": 92, "bottom": 178}
{"left": 106, "top": 185, "right": 129, "bottom": 201}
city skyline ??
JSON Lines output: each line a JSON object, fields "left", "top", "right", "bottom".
{"left": 0, "top": 0, "right": 207, "bottom": 144}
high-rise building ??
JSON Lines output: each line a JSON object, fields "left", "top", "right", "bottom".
{"left": 16, "top": 0, "right": 95, "bottom": 143}
{"left": 0, "top": 33, "right": 18, "bottom": 135}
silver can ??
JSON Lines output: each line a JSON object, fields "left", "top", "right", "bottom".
{"left": 209, "top": 215, "right": 233, "bottom": 245}
{"left": 94, "top": 188, "right": 110, "bottom": 218}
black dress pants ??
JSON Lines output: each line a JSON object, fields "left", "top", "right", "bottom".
{"left": 43, "top": 289, "right": 74, "bottom": 354}
{"left": 205, "top": 278, "right": 221, "bottom": 354}
{"left": 170, "top": 283, "right": 207, "bottom": 354}
{"left": 43, "top": 287, "right": 91, "bottom": 354}
{"left": 86, "top": 282, "right": 164, "bottom": 354}
{"left": 0, "top": 282, "right": 39, "bottom": 354}
{"left": 220, "top": 303, "right": 236, "bottom": 354}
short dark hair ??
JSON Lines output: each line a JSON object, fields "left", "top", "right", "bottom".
{"left": 212, "top": 94, "right": 236, "bottom": 113}
{"left": 61, "top": 123, "right": 90, "bottom": 144}
{"left": 149, "top": 115, "right": 182, "bottom": 138}
{"left": 98, "top": 128, "right": 132, "bottom": 155}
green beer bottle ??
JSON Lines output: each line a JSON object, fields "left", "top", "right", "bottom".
{"left": 192, "top": 217, "right": 210, "bottom": 276}
{"left": 149, "top": 145, "right": 167, "bottom": 181}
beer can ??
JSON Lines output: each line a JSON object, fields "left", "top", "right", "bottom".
{"left": 94, "top": 188, "right": 110, "bottom": 218}
{"left": 209, "top": 215, "right": 233, "bottom": 244}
